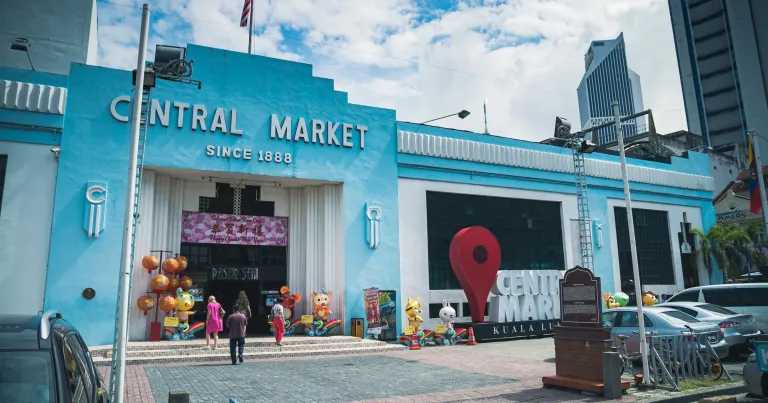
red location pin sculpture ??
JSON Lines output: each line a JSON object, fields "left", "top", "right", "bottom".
{"left": 449, "top": 226, "right": 501, "bottom": 323}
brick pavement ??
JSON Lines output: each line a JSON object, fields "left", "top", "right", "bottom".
{"left": 101, "top": 337, "right": 637, "bottom": 403}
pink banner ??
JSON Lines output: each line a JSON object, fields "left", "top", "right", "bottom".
{"left": 181, "top": 211, "right": 288, "bottom": 246}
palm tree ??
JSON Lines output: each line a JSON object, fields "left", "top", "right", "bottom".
{"left": 690, "top": 223, "right": 767, "bottom": 283}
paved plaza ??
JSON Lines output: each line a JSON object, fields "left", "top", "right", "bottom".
{"left": 102, "top": 337, "right": 641, "bottom": 403}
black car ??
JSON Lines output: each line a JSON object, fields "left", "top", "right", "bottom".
{"left": 0, "top": 311, "right": 110, "bottom": 403}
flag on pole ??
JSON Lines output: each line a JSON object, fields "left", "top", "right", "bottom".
{"left": 240, "top": 0, "right": 252, "bottom": 27}
{"left": 748, "top": 136, "right": 762, "bottom": 214}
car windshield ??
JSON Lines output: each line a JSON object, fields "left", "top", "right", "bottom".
{"left": 661, "top": 310, "right": 701, "bottom": 323}
{"left": 0, "top": 351, "right": 54, "bottom": 403}
{"left": 698, "top": 304, "right": 737, "bottom": 316}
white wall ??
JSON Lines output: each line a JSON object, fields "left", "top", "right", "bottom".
{"left": 181, "top": 180, "right": 290, "bottom": 216}
{"left": 606, "top": 199, "right": 707, "bottom": 296}
{"left": 397, "top": 178, "right": 579, "bottom": 330}
{"left": 0, "top": 142, "right": 58, "bottom": 315}
{"left": 0, "top": 0, "right": 97, "bottom": 74}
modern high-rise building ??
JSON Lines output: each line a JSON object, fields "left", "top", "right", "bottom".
{"left": 577, "top": 33, "right": 646, "bottom": 146}
{"left": 668, "top": 0, "right": 768, "bottom": 155}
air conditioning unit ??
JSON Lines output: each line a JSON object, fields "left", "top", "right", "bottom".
{"left": 154, "top": 45, "right": 186, "bottom": 69}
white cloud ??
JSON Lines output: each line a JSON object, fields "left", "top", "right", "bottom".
{"left": 96, "top": 0, "right": 687, "bottom": 141}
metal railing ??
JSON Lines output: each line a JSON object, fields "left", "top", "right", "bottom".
{"left": 646, "top": 329, "right": 731, "bottom": 391}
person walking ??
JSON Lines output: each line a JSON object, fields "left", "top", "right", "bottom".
{"left": 271, "top": 296, "right": 285, "bottom": 346}
{"left": 226, "top": 305, "right": 248, "bottom": 365}
{"left": 205, "top": 295, "right": 224, "bottom": 350}
{"left": 235, "top": 291, "right": 252, "bottom": 321}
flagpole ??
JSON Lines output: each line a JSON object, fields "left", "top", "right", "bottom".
{"left": 750, "top": 131, "right": 768, "bottom": 236}
{"left": 247, "top": 0, "right": 254, "bottom": 55}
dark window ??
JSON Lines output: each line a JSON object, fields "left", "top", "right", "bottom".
{"left": 614, "top": 207, "right": 675, "bottom": 285}
{"left": 462, "top": 302, "right": 488, "bottom": 318}
{"left": 602, "top": 311, "right": 619, "bottom": 327}
{"left": 703, "top": 287, "right": 768, "bottom": 307}
{"left": 198, "top": 196, "right": 214, "bottom": 212}
{"left": 661, "top": 310, "right": 700, "bottom": 323}
{"left": 429, "top": 303, "right": 459, "bottom": 319}
{"left": 616, "top": 311, "right": 654, "bottom": 328}
{"left": 426, "top": 192, "right": 565, "bottom": 290}
{"left": 0, "top": 155, "right": 6, "bottom": 215}
{"left": 180, "top": 244, "right": 211, "bottom": 265}
{"left": 0, "top": 351, "right": 54, "bottom": 403}
{"left": 62, "top": 333, "right": 95, "bottom": 402}
{"left": 668, "top": 290, "right": 699, "bottom": 302}
{"left": 698, "top": 303, "right": 737, "bottom": 316}
{"left": 667, "top": 306, "right": 700, "bottom": 317}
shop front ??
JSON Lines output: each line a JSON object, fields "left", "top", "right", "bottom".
{"left": 40, "top": 45, "right": 401, "bottom": 346}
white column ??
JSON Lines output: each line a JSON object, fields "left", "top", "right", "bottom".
{"left": 321, "top": 184, "right": 345, "bottom": 331}
{"left": 288, "top": 187, "right": 307, "bottom": 313}
{"left": 128, "top": 170, "right": 155, "bottom": 341}
{"left": 167, "top": 178, "right": 184, "bottom": 254}
{"left": 152, "top": 174, "right": 171, "bottom": 252}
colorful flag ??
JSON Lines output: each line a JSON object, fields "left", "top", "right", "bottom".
{"left": 748, "top": 136, "right": 762, "bottom": 214}
{"left": 240, "top": 0, "right": 252, "bottom": 27}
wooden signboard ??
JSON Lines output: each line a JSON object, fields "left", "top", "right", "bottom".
{"left": 559, "top": 266, "right": 602, "bottom": 328}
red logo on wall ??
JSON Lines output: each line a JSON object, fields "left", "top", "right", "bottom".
{"left": 448, "top": 226, "right": 501, "bottom": 323}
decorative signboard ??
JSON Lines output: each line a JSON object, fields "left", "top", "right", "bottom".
{"left": 377, "top": 290, "right": 397, "bottom": 341}
{"left": 181, "top": 211, "right": 288, "bottom": 246}
{"left": 164, "top": 317, "right": 179, "bottom": 328}
{"left": 364, "top": 287, "right": 381, "bottom": 334}
{"left": 209, "top": 267, "right": 259, "bottom": 281}
{"left": 559, "top": 266, "right": 602, "bottom": 327}
{"left": 301, "top": 315, "right": 314, "bottom": 324}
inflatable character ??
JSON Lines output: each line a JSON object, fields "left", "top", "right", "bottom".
{"left": 405, "top": 297, "right": 424, "bottom": 331}
{"left": 280, "top": 286, "right": 302, "bottom": 322}
{"left": 311, "top": 289, "right": 333, "bottom": 322}
{"left": 642, "top": 291, "right": 658, "bottom": 307}
{"left": 602, "top": 292, "right": 620, "bottom": 309}
{"left": 439, "top": 299, "right": 456, "bottom": 331}
{"left": 614, "top": 292, "right": 630, "bottom": 307}
{"left": 175, "top": 288, "right": 196, "bottom": 328}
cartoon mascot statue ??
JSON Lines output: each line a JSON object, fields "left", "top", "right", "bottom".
{"left": 304, "top": 289, "right": 340, "bottom": 336}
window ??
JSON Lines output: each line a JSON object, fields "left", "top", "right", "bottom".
{"left": 667, "top": 306, "right": 700, "bottom": 317}
{"left": 0, "top": 155, "right": 6, "bottom": 215}
{"left": 614, "top": 207, "right": 675, "bottom": 285}
{"left": 602, "top": 311, "right": 619, "bottom": 328}
{"left": 661, "top": 310, "right": 700, "bottom": 324}
{"left": 703, "top": 287, "right": 768, "bottom": 307}
{"left": 0, "top": 351, "right": 54, "bottom": 403}
{"left": 429, "top": 302, "right": 459, "bottom": 319}
{"left": 61, "top": 333, "right": 95, "bottom": 403}
{"left": 698, "top": 303, "right": 737, "bottom": 316}
{"left": 616, "top": 312, "right": 654, "bottom": 328}
{"left": 668, "top": 290, "right": 699, "bottom": 302}
{"left": 462, "top": 302, "right": 488, "bottom": 318}
{"left": 426, "top": 192, "right": 565, "bottom": 290}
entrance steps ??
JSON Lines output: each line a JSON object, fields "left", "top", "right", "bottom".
{"left": 89, "top": 336, "right": 405, "bottom": 366}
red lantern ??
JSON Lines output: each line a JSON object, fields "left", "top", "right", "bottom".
{"left": 136, "top": 296, "right": 155, "bottom": 316}
{"left": 168, "top": 278, "right": 180, "bottom": 293}
{"left": 175, "top": 255, "right": 188, "bottom": 272}
{"left": 179, "top": 276, "right": 193, "bottom": 291}
{"left": 151, "top": 274, "right": 169, "bottom": 292}
{"left": 159, "top": 295, "right": 177, "bottom": 313}
{"left": 142, "top": 255, "right": 159, "bottom": 272}
{"left": 162, "top": 258, "right": 180, "bottom": 274}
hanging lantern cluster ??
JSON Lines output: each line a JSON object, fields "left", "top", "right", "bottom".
{"left": 136, "top": 295, "right": 155, "bottom": 315}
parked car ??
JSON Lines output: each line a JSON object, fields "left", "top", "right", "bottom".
{"left": 743, "top": 352, "right": 767, "bottom": 398}
{"left": 0, "top": 311, "right": 109, "bottom": 403}
{"left": 664, "top": 283, "right": 768, "bottom": 332}
{"left": 602, "top": 306, "right": 729, "bottom": 358}
{"left": 661, "top": 301, "right": 760, "bottom": 352}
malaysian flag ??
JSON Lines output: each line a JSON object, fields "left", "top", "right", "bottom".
{"left": 240, "top": 0, "right": 252, "bottom": 27}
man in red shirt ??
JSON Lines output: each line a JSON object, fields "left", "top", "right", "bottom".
{"left": 226, "top": 305, "right": 248, "bottom": 364}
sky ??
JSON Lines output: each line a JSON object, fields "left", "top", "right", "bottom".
{"left": 96, "top": 0, "right": 687, "bottom": 143}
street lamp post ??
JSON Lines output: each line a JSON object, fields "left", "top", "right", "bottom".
{"left": 612, "top": 101, "right": 650, "bottom": 384}
{"left": 419, "top": 110, "right": 470, "bottom": 125}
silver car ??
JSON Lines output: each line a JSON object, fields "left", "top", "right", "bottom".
{"left": 661, "top": 301, "right": 760, "bottom": 351}
{"left": 602, "top": 306, "right": 729, "bottom": 358}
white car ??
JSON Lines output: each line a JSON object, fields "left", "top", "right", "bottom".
{"left": 661, "top": 301, "right": 760, "bottom": 352}
{"left": 663, "top": 283, "right": 768, "bottom": 333}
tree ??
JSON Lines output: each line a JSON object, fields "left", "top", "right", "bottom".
{"left": 690, "top": 223, "right": 768, "bottom": 283}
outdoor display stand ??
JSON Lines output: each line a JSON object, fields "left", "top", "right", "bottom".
{"left": 542, "top": 266, "right": 630, "bottom": 395}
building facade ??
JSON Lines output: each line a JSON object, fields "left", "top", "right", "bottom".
{"left": 668, "top": 0, "right": 768, "bottom": 153}
{"left": 577, "top": 33, "right": 646, "bottom": 146}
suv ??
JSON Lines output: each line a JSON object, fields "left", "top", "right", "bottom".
{"left": 0, "top": 311, "right": 110, "bottom": 403}
{"left": 663, "top": 283, "right": 768, "bottom": 333}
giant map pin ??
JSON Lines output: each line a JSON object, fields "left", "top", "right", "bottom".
{"left": 449, "top": 226, "right": 501, "bottom": 323}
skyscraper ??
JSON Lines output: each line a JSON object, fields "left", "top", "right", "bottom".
{"left": 668, "top": 0, "right": 768, "bottom": 155}
{"left": 577, "top": 33, "right": 646, "bottom": 146}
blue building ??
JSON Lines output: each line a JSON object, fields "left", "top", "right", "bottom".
{"left": 577, "top": 33, "right": 646, "bottom": 146}
{"left": 0, "top": 6, "right": 718, "bottom": 346}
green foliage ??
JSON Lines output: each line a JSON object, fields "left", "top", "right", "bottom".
{"left": 690, "top": 223, "right": 767, "bottom": 282}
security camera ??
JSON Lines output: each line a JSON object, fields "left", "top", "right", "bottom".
{"left": 50, "top": 147, "right": 60, "bottom": 160}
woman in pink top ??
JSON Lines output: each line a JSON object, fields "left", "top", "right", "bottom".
{"left": 205, "top": 295, "right": 224, "bottom": 349}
